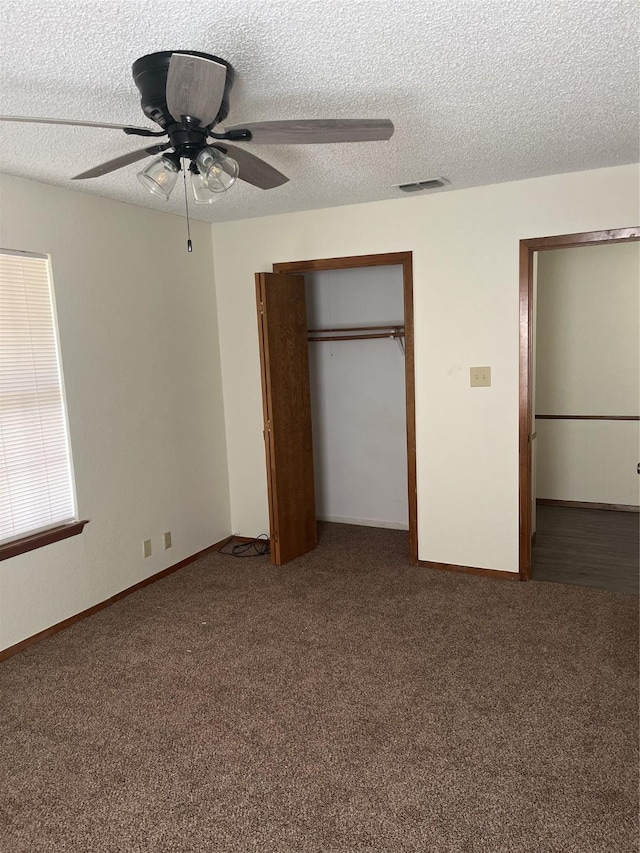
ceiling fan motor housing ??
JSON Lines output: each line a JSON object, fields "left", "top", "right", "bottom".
{"left": 132, "top": 51, "right": 235, "bottom": 130}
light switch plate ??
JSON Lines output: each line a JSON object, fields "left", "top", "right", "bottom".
{"left": 470, "top": 366, "right": 491, "bottom": 387}
{"left": 143, "top": 539, "right": 152, "bottom": 558}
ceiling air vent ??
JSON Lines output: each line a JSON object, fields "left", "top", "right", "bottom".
{"left": 397, "top": 178, "right": 449, "bottom": 193}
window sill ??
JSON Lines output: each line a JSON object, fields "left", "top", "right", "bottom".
{"left": 0, "top": 520, "right": 89, "bottom": 561}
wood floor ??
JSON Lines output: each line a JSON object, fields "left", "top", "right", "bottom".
{"left": 532, "top": 505, "right": 639, "bottom": 593}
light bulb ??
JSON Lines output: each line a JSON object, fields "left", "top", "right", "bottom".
{"left": 191, "top": 171, "right": 222, "bottom": 204}
{"left": 196, "top": 147, "right": 239, "bottom": 193}
{"left": 137, "top": 156, "right": 179, "bottom": 200}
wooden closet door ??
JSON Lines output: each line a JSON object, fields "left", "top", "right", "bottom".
{"left": 255, "top": 272, "right": 317, "bottom": 565}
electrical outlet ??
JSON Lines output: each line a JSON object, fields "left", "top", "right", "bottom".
{"left": 470, "top": 366, "right": 491, "bottom": 387}
{"left": 163, "top": 531, "right": 172, "bottom": 550}
{"left": 143, "top": 539, "right": 152, "bottom": 558}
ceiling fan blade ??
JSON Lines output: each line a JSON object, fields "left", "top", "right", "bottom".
{"left": 72, "top": 145, "right": 168, "bottom": 180}
{"left": 166, "top": 53, "right": 227, "bottom": 127}
{"left": 0, "top": 115, "right": 155, "bottom": 133}
{"left": 216, "top": 144, "right": 289, "bottom": 190}
{"left": 224, "top": 119, "right": 394, "bottom": 145}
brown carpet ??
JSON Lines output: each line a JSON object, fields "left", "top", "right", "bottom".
{"left": 1, "top": 523, "right": 637, "bottom": 852}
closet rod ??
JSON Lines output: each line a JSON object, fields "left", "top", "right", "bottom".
{"left": 308, "top": 331, "right": 403, "bottom": 342}
{"left": 307, "top": 324, "right": 404, "bottom": 334}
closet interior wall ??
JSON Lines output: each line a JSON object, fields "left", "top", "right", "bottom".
{"left": 535, "top": 242, "right": 640, "bottom": 507}
{"left": 305, "top": 265, "right": 408, "bottom": 530}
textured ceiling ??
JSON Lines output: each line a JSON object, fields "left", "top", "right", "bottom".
{"left": 0, "top": 0, "right": 638, "bottom": 223}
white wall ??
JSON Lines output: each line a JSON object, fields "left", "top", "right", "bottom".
{"left": 535, "top": 419, "right": 639, "bottom": 505}
{"left": 212, "top": 164, "right": 639, "bottom": 573}
{"left": 536, "top": 243, "right": 639, "bottom": 414}
{"left": 0, "top": 175, "right": 231, "bottom": 651}
{"left": 306, "top": 266, "right": 407, "bottom": 529}
{"left": 535, "top": 242, "right": 640, "bottom": 505}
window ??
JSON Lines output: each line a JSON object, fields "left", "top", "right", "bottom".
{"left": 0, "top": 249, "right": 86, "bottom": 559}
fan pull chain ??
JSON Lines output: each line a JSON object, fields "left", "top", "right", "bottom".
{"left": 182, "top": 162, "right": 193, "bottom": 252}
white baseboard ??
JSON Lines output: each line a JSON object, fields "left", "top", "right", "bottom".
{"left": 317, "top": 515, "right": 409, "bottom": 531}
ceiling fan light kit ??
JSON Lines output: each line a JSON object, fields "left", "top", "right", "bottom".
{"left": 0, "top": 49, "right": 394, "bottom": 208}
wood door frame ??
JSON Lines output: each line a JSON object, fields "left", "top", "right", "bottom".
{"left": 518, "top": 227, "right": 640, "bottom": 580}
{"left": 273, "top": 251, "right": 418, "bottom": 564}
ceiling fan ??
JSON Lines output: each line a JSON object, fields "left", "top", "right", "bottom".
{"left": 0, "top": 51, "right": 394, "bottom": 204}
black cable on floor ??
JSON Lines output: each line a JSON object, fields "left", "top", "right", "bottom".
{"left": 218, "top": 534, "right": 270, "bottom": 558}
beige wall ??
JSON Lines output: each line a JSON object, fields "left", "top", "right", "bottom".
{"left": 535, "top": 419, "right": 639, "bottom": 505}
{"left": 0, "top": 175, "right": 231, "bottom": 651}
{"left": 536, "top": 242, "right": 640, "bottom": 505}
{"left": 212, "top": 164, "right": 639, "bottom": 573}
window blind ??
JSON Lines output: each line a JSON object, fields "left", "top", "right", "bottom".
{"left": 0, "top": 249, "right": 76, "bottom": 544}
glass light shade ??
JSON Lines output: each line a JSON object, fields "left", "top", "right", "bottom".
{"left": 196, "top": 147, "right": 239, "bottom": 193}
{"left": 137, "top": 156, "right": 179, "bottom": 200}
{"left": 191, "top": 171, "right": 222, "bottom": 204}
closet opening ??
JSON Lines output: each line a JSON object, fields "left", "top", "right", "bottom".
{"left": 256, "top": 252, "right": 416, "bottom": 566}
{"left": 519, "top": 227, "right": 639, "bottom": 584}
